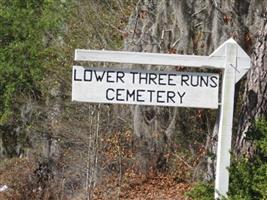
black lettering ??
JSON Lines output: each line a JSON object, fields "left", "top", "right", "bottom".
{"left": 139, "top": 73, "right": 148, "bottom": 84}
{"left": 116, "top": 71, "right": 125, "bottom": 83}
{"left": 148, "top": 73, "right": 157, "bottom": 85}
{"left": 106, "top": 88, "right": 114, "bottom": 100}
{"left": 210, "top": 76, "right": 218, "bottom": 88}
{"left": 177, "top": 91, "right": 186, "bottom": 104}
{"left": 94, "top": 70, "right": 106, "bottom": 82}
{"left": 74, "top": 69, "right": 82, "bottom": 81}
{"left": 147, "top": 90, "right": 155, "bottom": 102}
{"left": 167, "top": 91, "right": 175, "bottom": 103}
{"left": 126, "top": 89, "right": 135, "bottom": 101}
{"left": 181, "top": 75, "right": 189, "bottom": 86}
{"left": 116, "top": 88, "right": 124, "bottom": 101}
{"left": 158, "top": 74, "right": 167, "bottom": 85}
{"left": 106, "top": 71, "right": 115, "bottom": 83}
{"left": 168, "top": 74, "right": 176, "bottom": 86}
{"left": 200, "top": 76, "right": 209, "bottom": 87}
{"left": 136, "top": 89, "right": 145, "bottom": 102}
{"left": 157, "top": 90, "right": 165, "bottom": 103}
{"left": 130, "top": 72, "right": 138, "bottom": 84}
{"left": 84, "top": 69, "right": 92, "bottom": 81}
{"left": 190, "top": 75, "right": 199, "bottom": 87}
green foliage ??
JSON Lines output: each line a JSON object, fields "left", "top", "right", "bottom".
{"left": 228, "top": 119, "right": 267, "bottom": 200}
{"left": 186, "top": 182, "right": 214, "bottom": 200}
{"left": 187, "top": 119, "right": 267, "bottom": 200}
{"left": 0, "top": 0, "right": 69, "bottom": 124}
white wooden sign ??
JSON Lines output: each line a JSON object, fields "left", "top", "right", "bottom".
{"left": 72, "top": 39, "right": 251, "bottom": 199}
{"left": 72, "top": 66, "right": 219, "bottom": 108}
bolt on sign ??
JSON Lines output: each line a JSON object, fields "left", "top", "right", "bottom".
{"left": 72, "top": 39, "right": 251, "bottom": 199}
{"left": 72, "top": 66, "right": 219, "bottom": 109}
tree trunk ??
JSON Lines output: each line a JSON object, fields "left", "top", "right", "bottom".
{"left": 123, "top": 0, "right": 267, "bottom": 176}
{"left": 236, "top": 20, "right": 267, "bottom": 154}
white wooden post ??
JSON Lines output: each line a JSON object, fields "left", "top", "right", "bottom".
{"left": 215, "top": 41, "right": 237, "bottom": 199}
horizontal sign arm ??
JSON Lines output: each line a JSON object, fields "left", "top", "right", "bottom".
{"left": 75, "top": 39, "right": 250, "bottom": 83}
{"left": 75, "top": 49, "right": 225, "bottom": 68}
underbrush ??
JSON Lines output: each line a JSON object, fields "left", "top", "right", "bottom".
{"left": 0, "top": 157, "right": 62, "bottom": 200}
{"left": 187, "top": 119, "right": 267, "bottom": 200}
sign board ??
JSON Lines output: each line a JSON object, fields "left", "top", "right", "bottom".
{"left": 72, "top": 66, "right": 219, "bottom": 109}
{"left": 72, "top": 39, "right": 251, "bottom": 199}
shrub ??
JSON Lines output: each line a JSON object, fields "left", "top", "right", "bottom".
{"left": 187, "top": 119, "right": 267, "bottom": 200}
{"left": 186, "top": 182, "right": 214, "bottom": 200}
{"left": 228, "top": 119, "right": 267, "bottom": 200}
